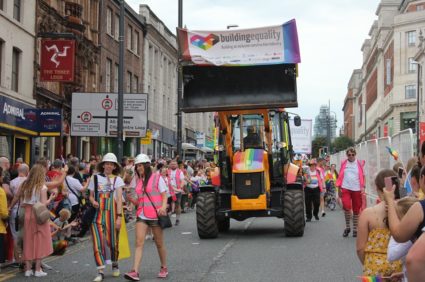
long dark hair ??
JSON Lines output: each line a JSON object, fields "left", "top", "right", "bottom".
{"left": 135, "top": 163, "right": 152, "bottom": 189}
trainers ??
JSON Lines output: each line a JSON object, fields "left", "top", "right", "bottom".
{"left": 306, "top": 218, "right": 311, "bottom": 222}
{"left": 175, "top": 219, "right": 180, "bottom": 226}
{"left": 124, "top": 270, "right": 140, "bottom": 281}
{"left": 314, "top": 215, "right": 319, "bottom": 220}
{"left": 93, "top": 273, "right": 104, "bottom": 282}
{"left": 157, "top": 267, "right": 168, "bottom": 278}
{"left": 24, "top": 270, "right": 34, "bottom": 277}
{"left": 322, "top": 211, "right": 326, "bottom": 217}
{"left": 112, "top": 265, "right": 120, "bottom": 277}
{"left": 34, "top": 270, "right": 48, "bottom": 277}
{"left": 145, "top": 234, "right": 153, "bottom": 240}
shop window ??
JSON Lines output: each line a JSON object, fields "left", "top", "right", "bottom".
{"left": 12, "top": 47, "right": 21, "bottom": 92}
{"left": 400, "top": 112, "right": 416, "bottom": 133}
{"left": 405, "top": 84, "right": 416, "bottom": 99}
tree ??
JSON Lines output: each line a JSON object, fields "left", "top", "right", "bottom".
{"left": 332, "top": 136, "right": 355, "bottom": 153}
{"left": 312, "top": 136, "right": 327, "bottom": 158}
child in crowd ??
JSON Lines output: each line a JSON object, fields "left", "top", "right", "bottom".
{"left": 387, "top": 197, "right": 419, "bottom": 282}
{"left": 52, "top": 209, "right": 78, "bottom": 251}
{"left": 356, "top": 169, "right": 403, "bottom": 277}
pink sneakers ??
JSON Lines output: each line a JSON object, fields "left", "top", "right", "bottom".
{"left": 124, "top": 270, "right": 140, "bottom": 281}
{"left": 157, "top": 267, "right": 168, "bottom": 278}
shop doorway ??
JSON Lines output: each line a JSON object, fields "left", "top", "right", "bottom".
{"left": 14, "top": 136, "right": 30, "bottom": 163}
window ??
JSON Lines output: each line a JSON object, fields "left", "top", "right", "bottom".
{"left": 12, "top": 48, "right": 20, "bottom": 92}
{"left": 408, "top": 57, "right": 417, "bottom": 73}
{"left": 114, "top": 64, "right": 119, "bottom": 92}
{"left": 105, "top": 58, "right": 112, "bottom": 92}
{"left": 400, "top": 112, "right": 416, "bottom": 132}
{"left": 386, "top": 58, "right": 392, "bottom": 85}
{"left": 405, "top": 84, "right": 416, "bottom": 99}
{"left": 13, "top": 0, "right": 21, "bottom": 21}
{"left": 133, "top": 75, "right": 138, "bottom": 93}
{"left": 106, "top": 8, "right": 112, "bottom": 36}
{"left": 407, "top": 31, "right": 416, "bottom": 46}
{"left": 114, "top": 14, "right": 119, "bottom": 39}
{"left": 417, "top": 5, "right": 424, "bottom": 11}
{"left": 127, "top": 25, "right": 133, "bottom": 50}
{"left": 134, "top": 31, "right": 139, "bottom": 54}
{"left": 126, "top": 71, "right": 132, "bottom": 92}
{"left": 0, "top": 0, "right": 3, "bottom": 10}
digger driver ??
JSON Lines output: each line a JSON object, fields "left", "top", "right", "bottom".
{"left": 243, "top": 125, "right": 262, "bottom": 149}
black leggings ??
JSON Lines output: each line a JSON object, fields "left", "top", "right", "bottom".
{"left": 0, "top": 234, "right": 5, "bottom": 263}
{"left": 304, "top": 188, "right": 320, "bottom": 219}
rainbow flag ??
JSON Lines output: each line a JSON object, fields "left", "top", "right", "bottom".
{"left": 233, "top": 149, "right": 264, "bottom": 172}
{"left": 386, "top": 146, "right": 399, "bottom": 161}
{"left": 357, "top": 276, "right": 388, "bottom": 282}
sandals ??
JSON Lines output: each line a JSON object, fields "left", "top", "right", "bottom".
{"left": 343, "top": 228, "right": 351, "bottom": 237}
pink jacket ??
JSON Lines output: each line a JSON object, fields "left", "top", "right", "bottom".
{"left": 336, "top": 159, "right": 365, "bottom": 188}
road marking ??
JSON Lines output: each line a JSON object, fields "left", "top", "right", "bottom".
{"left": 182, "top": 232, "right": 192, "bottom": 235}
{"left": 192, "top": 242, "right": 200, "bottom": 245}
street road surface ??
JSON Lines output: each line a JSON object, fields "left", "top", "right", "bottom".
{"left": 1, "top": 208, "right": 361, "bottom": 282}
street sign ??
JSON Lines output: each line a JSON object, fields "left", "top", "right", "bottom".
{"left": 289, "top": 119, "right": 312, "bottom": 154}
{"left": 71, "top": 93, "right": 148, "bottom": 137}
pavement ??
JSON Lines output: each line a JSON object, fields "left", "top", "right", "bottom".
{"left": 0, "top": 207, "right": 361, "bottom": 282}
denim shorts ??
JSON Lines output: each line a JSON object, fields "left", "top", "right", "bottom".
{"left": 136, "top": 217, "right": 159, "bottom": 227}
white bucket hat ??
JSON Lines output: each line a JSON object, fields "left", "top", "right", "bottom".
{"left": 134, "top": 154, "right": 151, "bottom": 165}
{"left": 101, "top": 153, "right": 119, "bottom": 164}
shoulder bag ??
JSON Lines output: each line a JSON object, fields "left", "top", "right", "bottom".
{"left": 33, "top": 200, "right": 50, "bottom": 225}
{"left": 144, "top": 179, "right": 172, "bottom": 229}
{"left": 65, "top": 176, "right": 82, "bottom": 206}
{"left": 82, "top": 175, "right": 98, "bottom": 225}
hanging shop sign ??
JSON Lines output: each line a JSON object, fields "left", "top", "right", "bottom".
{"left": 40, "top": 39, "right": 75, "bottom": 82}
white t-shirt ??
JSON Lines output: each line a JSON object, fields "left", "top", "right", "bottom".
{"left": 65, "top": 175, "right": 83, "bottom": 206}
{"left": 341, "top": 160, "right": 361, "bottom": 191}
{"left": 10, "top": 176, "right": 26, "bottom": 210}
{"left": 22, "top": 185, "right": 47, "bottom": 205}
{"left": 170, "top": 169, "right": 185, "bottom": 193}
{"left": 138, "top": 176, "right": 168, "bottom": 220}
{"left": 88, "top": 174, "right": 125, "bottom": 200}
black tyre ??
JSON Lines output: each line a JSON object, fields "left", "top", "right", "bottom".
{"left": 283, "top": 189, "right": 305, "bottom": 237}
{"left": 196, "top": 193, "right": 218, "bottom": 239}
{"left": 217, "top": 218, "right": 230, "bottom": 232}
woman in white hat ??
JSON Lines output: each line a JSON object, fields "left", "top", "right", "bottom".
{"left": 124, "top": 154, "right": 169, "bottom": 281}
{"left": 88, "top": 153, "right": 125, "bottom": 282}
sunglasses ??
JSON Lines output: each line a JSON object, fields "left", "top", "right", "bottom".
{"left": 347, "top": 153, "right": 356, "bottom": 157}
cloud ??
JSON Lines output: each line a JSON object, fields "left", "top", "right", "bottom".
{"left": 128, "top": 0, "right": 379, "bottom": 131}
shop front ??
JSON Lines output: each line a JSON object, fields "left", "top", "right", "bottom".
{"left": 141, "top": 121, "right": 176, "bottom": 159}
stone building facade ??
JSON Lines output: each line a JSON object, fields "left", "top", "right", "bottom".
{"left": 0, "top": 0, "right": 37, "bottom": 163}
{"left": 343, "top": 0, "right": 425, "bottom": 143}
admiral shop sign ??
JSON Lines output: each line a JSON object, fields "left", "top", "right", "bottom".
{"left": 0, "top": 96, "right": 61, "bottom": 136}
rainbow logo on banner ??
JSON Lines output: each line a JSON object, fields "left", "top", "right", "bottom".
{"left": 233, "top": 149, "right": 264, "bottom": 172}
{"left": 357, "top": 275, "right": 388, "bottom": 282}
{"left": 190, "top": 34, "right": 219, "bottom": 50}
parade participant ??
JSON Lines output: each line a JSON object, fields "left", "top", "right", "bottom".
{"left": 88, "top": 153, "right": 125, "bottom": 282}
{"left": 356, "top": 169, "right": 402, "bottom": 277}
{"left": 303, "top": 159, "right": 323, "bottom": 222}
{"left": 18, "top": 164, "right": 56, "bottom": 277}
{"left": 0, "top": 167, "right": 7, "bottom": 265}
{"left": 124, "top": 154, "right": 168, "bottom": 281}
{"left": 336, "top": 147, "right": 365, "bottom": 237}
{"left": 168, "top": 160, "right": 185, "bottom": 225}
{"left": 317, "top": 157, "right": 327, "bottom": 217}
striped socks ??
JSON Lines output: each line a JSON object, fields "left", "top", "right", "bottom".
{"left": 344, "top": 210, "right": 351, "bottom": 229}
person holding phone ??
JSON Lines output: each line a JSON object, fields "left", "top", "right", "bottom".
{"left": 383, "top": 165, "right": 425, "bottom": 281}
{"left": 336, "top": 147, "right": 366, "bottom": 237}
{"left": 356, "top": 169, "right": 402, "bottom": 278}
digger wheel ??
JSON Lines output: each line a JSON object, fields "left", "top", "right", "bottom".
{"left": 196, "top": 193, "right": 218, "bottom": 239}
{"left": 283, "top": 189, "right": 305, "bottom": 237}
{"left": 217, "top": 218, "right": 230, "bottom": 232}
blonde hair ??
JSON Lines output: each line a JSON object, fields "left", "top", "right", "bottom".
{"left": 395, "top": 197, "right": 419, "bottom": 219}
{"left": 20, "top": 164, "right": 46, "bottom": 201}
{"left": 59, "top": 208, "right": 71, "bottom": 220}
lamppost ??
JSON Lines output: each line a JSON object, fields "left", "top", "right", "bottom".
{"left": 117, "top": 0, "right": 125, "bottom": 161}
{"left": 412, "top": 61, "right": 422, "bottom": 154}
{"left": 177, "top": 0, "right": 183, "bottom": 158}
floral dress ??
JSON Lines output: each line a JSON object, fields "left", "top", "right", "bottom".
{"left": 363, "top": 228, "right": 403, "bottom": 276}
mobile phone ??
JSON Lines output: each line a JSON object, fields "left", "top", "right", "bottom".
{"left": 398, "top": 167, "right": 404, "bottom": 178}
{"left": 384, "top": 176, "right": 400, "bottom": 199}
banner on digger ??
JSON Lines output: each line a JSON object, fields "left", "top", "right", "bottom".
{"left": 177, "top": 19, "right": 300, "bottom": 66}
{"left": 289, "top": 119, "right": 312, "bottom": 154}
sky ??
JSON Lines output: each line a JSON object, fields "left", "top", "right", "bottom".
{"left": 128, "top": 0, "right": 381, "bottom": 133}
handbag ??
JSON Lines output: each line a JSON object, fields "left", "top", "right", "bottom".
{"left": 82, "top": 175, "right": 98, "bottom": 225}
{"left": 32, "top": 201, "right": 50, "bottom": 225}
{"left": 144, "top": 182, "right": 172, "bottom": 229}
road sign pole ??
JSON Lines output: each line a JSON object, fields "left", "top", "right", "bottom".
{"left": 177, "top": 0, "right": 183, "bottom": 159}
{"left": 117, "top": 0, "right": 125, "bottom": 161}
